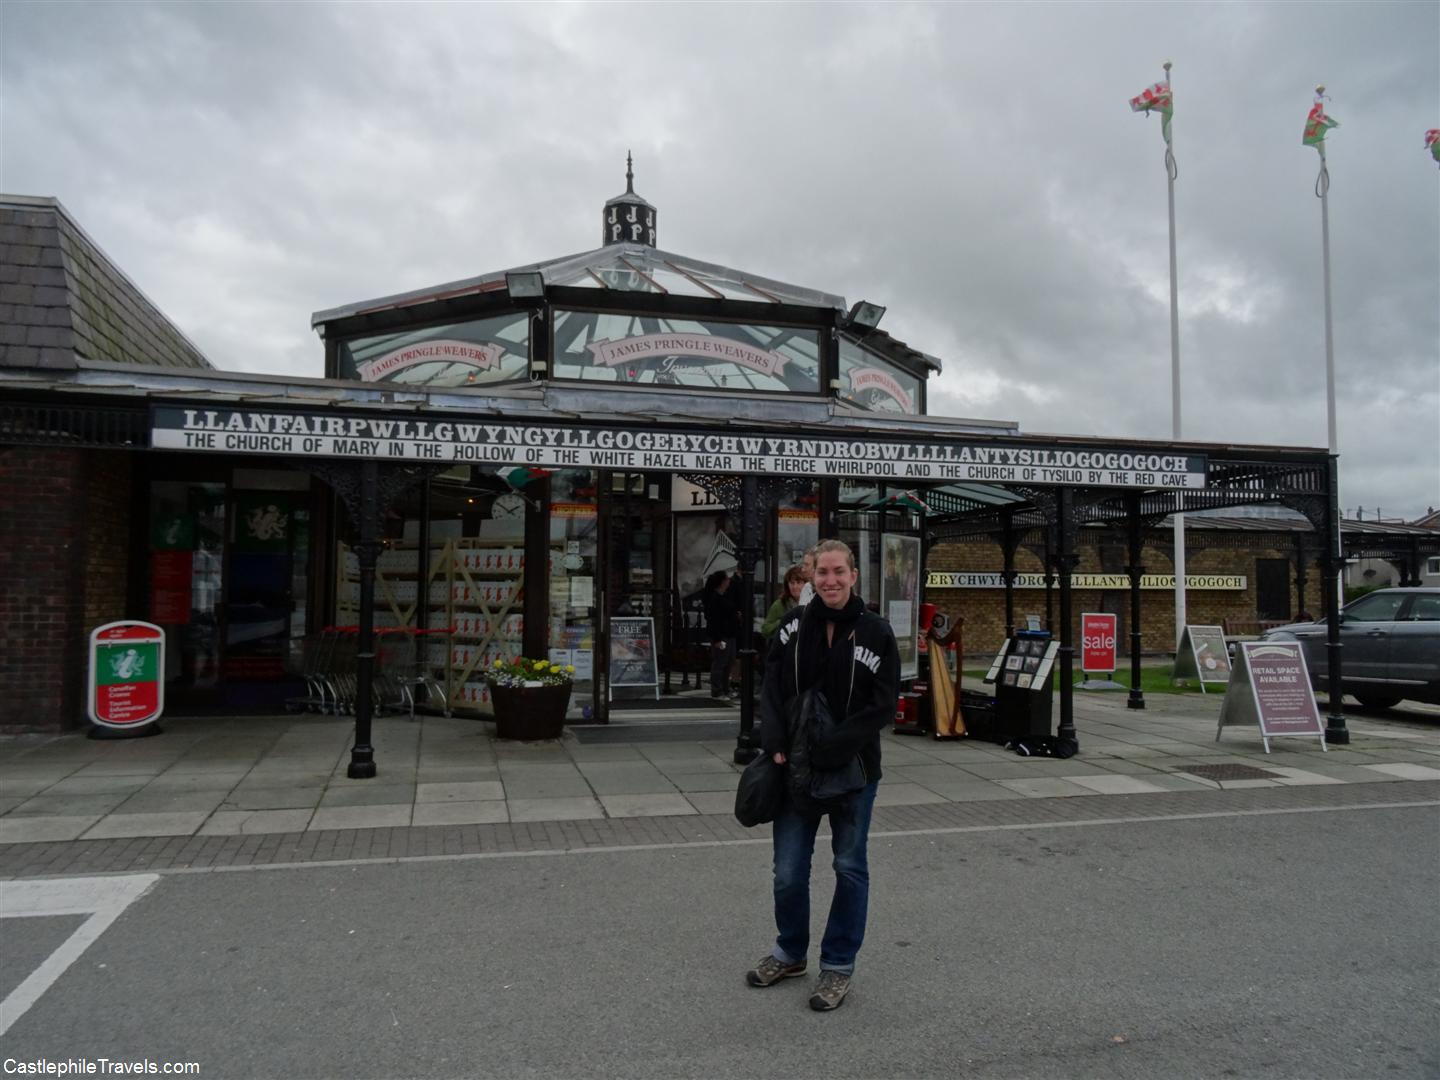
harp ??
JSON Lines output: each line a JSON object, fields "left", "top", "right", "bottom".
{"left": 928, "top": 615, "right": 965, "bottom": 739}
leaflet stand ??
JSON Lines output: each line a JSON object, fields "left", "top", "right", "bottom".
{"left": 990, "top": 629, "right": 1057, "bottom": 741}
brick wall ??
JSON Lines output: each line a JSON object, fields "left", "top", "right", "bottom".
{"left": 0, "top": 447, "right": 133, "bottom": 732}
{"left": 928, "top": 537, "right": 1324, "bottom": 658}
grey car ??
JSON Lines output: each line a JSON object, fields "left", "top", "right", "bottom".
{"left": 1260, "top": 587, "right": 1440, "bottom": 708}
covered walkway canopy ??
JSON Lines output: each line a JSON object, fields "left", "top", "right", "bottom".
{"left": 0, "top": 358, "right": 1350, "bottom": 772}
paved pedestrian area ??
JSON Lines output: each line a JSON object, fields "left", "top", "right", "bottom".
{"left": 2, "top": 690, "right": 1437, "bottom": 878}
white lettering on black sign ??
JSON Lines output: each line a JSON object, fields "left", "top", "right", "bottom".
{"left": 150, "top": 407, "right": 1209, "bottom": 490}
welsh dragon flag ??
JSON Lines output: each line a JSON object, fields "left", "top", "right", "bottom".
{"left": 1303, "top": 100, "right": 1339, "bottom": 149}
{"left": 1129, "top": 81, "right": 1173, "bottom": 146}
{"left": 1426, "top": 129, "right": 1440, "bottom": 165}
{"left": 494, "top": 466, "right": 552, "bottom": 488}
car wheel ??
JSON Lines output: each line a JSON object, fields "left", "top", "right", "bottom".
{"left": 1353, "top": 692, "right": 1402, "bottom": 709}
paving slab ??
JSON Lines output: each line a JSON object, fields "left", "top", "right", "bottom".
{"left": 995, "top": 777, "right": 1098, "bottom": 799}
{"left": 684, "top": 791, "right": 736, "bottom": 815}
{"left": 415, "top": 781, "right": 505, "bottom": 803}
{"left": 38, "top": 775, "right": 153, "bottom": 796}
{"left": 223, "top": 786, "right": 324, "bottom": 810}
{"left": 79, "top": 811, "right": 208, "bottom": 839}
{"left": 873, "top": 782, "right": 948, "bottom": 807}
{"left": 319, "top": 783, "right": 418, "bottom": 807}
{"left": 0, "top": 815, "right": 99, "bottom": 843}
{"left": 508, "top": 797, "right": 604, "bottom": 822}
{"left": 501, "top": 775, "right": 594, "bottom": 799}
{"left": 1063, "top": 773, "right": 1168, "bottom": 795}
{"left": 309, "top": 804, "right": 412, "bottom": 830}
{"left": 598, "top": 793, "right": 698, "bottom": 817}
{"left": 666, "top": 772, "right": 742, "bottom": 793}
{"left": 10, "top": 792, "right": 132, "bottom": 818}
{"left": 1365, "top": 762, "right": 1440, "bottom": 781}
{"left": 412, "top": 800, "right": 509, "bottom": 826}
{"left": 114, "top": 790, "right": 229, "bottom": 814}
{"left": 198, "top": 809, "right": 316, "bottom": 836}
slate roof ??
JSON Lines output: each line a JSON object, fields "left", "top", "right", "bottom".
{"left": 0, "top": 195, "right": 211, "bottom": 371}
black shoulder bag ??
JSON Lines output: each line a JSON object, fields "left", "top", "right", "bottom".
{"left": 734, "top": 753, "right": 785, "bottom": 827}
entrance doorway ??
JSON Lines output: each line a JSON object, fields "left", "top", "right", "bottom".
{"left": 1256, "top": 557, "right": 1291, "bottom": 622}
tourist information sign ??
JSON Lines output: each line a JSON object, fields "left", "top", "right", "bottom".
{"left": 88, "top": 621, "right": 165, "bottom": 731}
{"left": 1217, "top": 641, "right": 1326, "bottom": 753}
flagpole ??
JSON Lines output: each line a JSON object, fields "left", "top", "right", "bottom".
{"left": 1313, "top": 85, "right": 1342, "bottom": 610}
{"left": 1164, "top": 61, "right": 1187, "bottom": 648}
{"left": 1316, "top": 87, "right": 1337, "bottom": 458}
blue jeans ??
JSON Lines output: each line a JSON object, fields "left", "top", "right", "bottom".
{"left": 770, "top": 780, "right": 879, "bottom": 975}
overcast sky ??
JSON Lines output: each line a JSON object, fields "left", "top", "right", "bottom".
{"left": 3, "top": 1, "right": 1436, "bottom": 517}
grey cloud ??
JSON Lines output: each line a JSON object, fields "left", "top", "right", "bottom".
{"left": 2, "top": 0, "right": 1435, "bottom": 514}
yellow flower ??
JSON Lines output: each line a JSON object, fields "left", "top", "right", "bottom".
{"left": 565, "top": 665, "right": 575, "bottom": 674}
{"left": 492, "top": 658, "right": 502, "bottom": 667}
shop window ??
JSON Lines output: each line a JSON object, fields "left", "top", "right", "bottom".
{"left": 336, "top": 468, "right": 531, "bottom": 716}
{"left": 149, "top": 481, "right": 225, "bottom": 694}
{"left": 552, "top": 310, "right": 820, "bottom": 393}
{"left": 837, "top": 337, "right": 920, "bottom": 415}
{"left": 337, "top": 311, "right": 530, "bottom": 388}
{"left": 548, "top": 469, "right": 599, "bottom": 719}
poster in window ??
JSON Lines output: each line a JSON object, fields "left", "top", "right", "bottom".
{"left": 880, "top": 533, "right": 921, "bottom": 680}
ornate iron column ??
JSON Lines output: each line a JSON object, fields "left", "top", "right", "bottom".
{"left": 1054, "top": 487, "right": 1079, "bottom": 743}
{"left": 1293, "top": 533, "right": 1309, "bottom": 617}
{"left": 1000, "top": 510, "right": 1018, "bottom": 639}
{"left": 349, "top": 461, "right": 381, "bottom": 778}
{"left": 681, "top": 473, "right": 810, "bottom": 764}
{"left": 1043, "top": 527, "right": 1056, "bottom": 631}
{"left": 1125, "top": 493, "right": 1146, "bottom": 710}
{"left": 735, "top": 474, "right": 763, "bottom": 763}
{"left": 308, "top": 460, "right": 446, "bottom": 777}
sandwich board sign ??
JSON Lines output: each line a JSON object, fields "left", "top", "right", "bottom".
{"left": 1216, "top": 641, "right": 1326, "bottom": 753}
{"left": 1078, "top": 612, "right": 1125, "bottom": 691}
{"left": 89, "top": 621, "right": 165, "bottom": 731}
{"left": 608, "top": 616, "right": 659, "bottom": 700}
{"left": 1174, "top": 624, "right": 1231, "bottom": 692}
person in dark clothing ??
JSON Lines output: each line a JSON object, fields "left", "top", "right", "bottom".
{"left": 745, "top": 539, "right": 900, "bottom": 1012}
{"left": 701, "top": 570, "right": 738, "bottom": 702}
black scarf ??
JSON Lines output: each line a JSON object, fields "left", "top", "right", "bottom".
{"left": 798, "top": 594, "right": 865, "bottom": 705}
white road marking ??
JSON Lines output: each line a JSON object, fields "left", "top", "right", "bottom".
{"left": 0, "top": 874, "right": 158, "bottom": 1037}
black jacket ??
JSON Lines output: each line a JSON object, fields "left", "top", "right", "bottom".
{"left": 759, "top": 600, "right": 900, "bottom": 785}
{"left": 701, "top": 586, "right": 737, "bottom": 642}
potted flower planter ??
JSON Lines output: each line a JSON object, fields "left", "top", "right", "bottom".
{"left": 490, "top": 682, "right": 571, "bottom": 741}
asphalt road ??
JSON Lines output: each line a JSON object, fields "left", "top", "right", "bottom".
{"left": 2, "top": 799, "right": 1436, "bottom": 1080}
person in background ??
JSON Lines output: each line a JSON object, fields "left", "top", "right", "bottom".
{"left": 761, "top": 565, "right": 807, "bottom": 641}
{"left": 747, "top": 539, "right": 900, "bottom": 1012}
{"left": 796, "top": 547, "right": 817, "bottom": 606}
{"left": 702, "top": 570, "right": 738, "bottom": 703}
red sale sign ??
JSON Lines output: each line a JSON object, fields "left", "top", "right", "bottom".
{"left": 1081, "top": 613, "right": 1118, "bottom": 673}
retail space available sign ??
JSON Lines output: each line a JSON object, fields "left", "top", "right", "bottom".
{"left": 927, "top": 572, "right": 1245, "bottom": 590}
{"left": 89, "top": 621, "right": 165, "bottom": 729}
{"left": 150, "top": 406, "right": 1208, "bottom": 490}
{"left": 1080, "top": 613, "right": 1118, "bottom": 673}
{"left": 1217, "top": 641, "right": 1326, "bottom": 752}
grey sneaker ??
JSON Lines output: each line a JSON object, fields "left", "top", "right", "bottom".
{"left": 809, "top": 970, "right": 851, "bottom": 1011}
{"left": 746, "top": 954, "right": 807, "bottom": 987}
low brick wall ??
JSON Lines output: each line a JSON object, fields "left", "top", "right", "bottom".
{"left": 927, "top": 537, "right": 1323, "bottom": 658}
{"left": 0, "top": 447, "right": 133, "bottom": 731}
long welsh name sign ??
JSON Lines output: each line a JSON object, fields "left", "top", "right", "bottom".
{"left": 928, "top": 572, "right": 1245, "bottom": 590}
{"left": 151, "top": 406, "right": 1208, "bottom": 489}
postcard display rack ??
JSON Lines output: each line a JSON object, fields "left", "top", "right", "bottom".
{"left": 982, "top": 629, "right": 1059, "bottom": 741}
{"left": 337, "top": 539, "right": 558, "bottom": 714}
